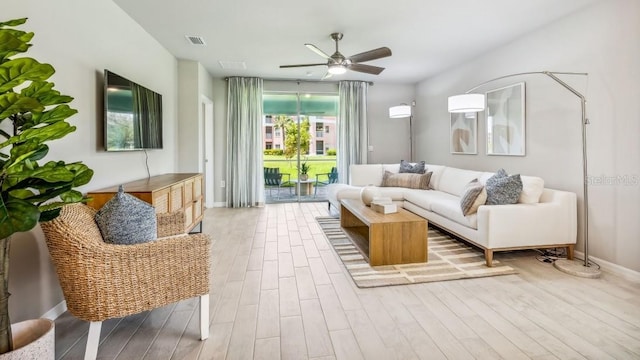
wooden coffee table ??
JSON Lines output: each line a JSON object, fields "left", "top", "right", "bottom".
{"left": 340, "top": 199, "right": 428, "bottom": 266}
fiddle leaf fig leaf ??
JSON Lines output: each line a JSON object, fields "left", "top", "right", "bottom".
{"left": 26, "top": 104, "right": 77, "bottom": 127}
{"left": 0, "top": 121, "right": 76, "bottom": 150}
{"left": 6, "top": 141, "right": 48, "bottom": 168}
{"left": 0, "top": 31, "right": 29, "bottom": 61}
{"left": 0, "top": 18, "right": 27, "bottom": 27}
{"left": 0, "top": 92, "right": 43, "bottom": 120}
{"left": 0, "top": 58, "right": 55, "bottom": 93}
{"left": 7, "top": 189, "right": 35, "bottom": 200}
{"left": 65, "top": 162, "right": 94, "bottom": 187}
{"left": 59, "top": 190, "right": 83, "bottom": 203}
{"left": 0, "top": 196, "right": 39, "bottom": 239}
{"left": 37, "top": 208, "right": 61, "bottom": 222}
{"left": 21, "top": 81, "right": 73, "bottom": 106}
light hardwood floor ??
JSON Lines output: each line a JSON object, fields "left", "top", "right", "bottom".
{"left": 54, "top": 203, "right": 640, "bottom": 360}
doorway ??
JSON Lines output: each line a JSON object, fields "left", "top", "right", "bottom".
{"left": 262, "top": 92, "right": 338, "bottom": 203}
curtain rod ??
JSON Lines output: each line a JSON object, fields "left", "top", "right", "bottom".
{"left": 223, "top": 76, "right": 374, "bottom": 86}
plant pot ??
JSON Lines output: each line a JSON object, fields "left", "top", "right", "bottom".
{"left": 300, "top": 174, "right": 309, "bottom": 181}
{"left": 0, "top": 319, "right": 54, "bottom": 360}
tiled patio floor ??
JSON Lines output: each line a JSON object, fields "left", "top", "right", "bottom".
{"left": 265, "top": 184, "right": 330, "bottom": 203}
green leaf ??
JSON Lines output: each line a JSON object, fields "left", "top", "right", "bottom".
{"left": 65, "top": 162, "right": 94, "bottom": 186}
{"left": 5, "top": 142, "right": 48, "bottom": 169}
{"left": 0, "top": 121, "right": 75, "bottom": 150}
{"left": 0, "top": 196, "right": 39, "bottom": 239}
{"left": 0, "top": 92, "right": 43, "bottom": 120}
{"left": 20, "top": 81, "right": 73, "bottom": 106}
{"left": 26, "top": 104, "right": 77, "bottom": 127}
{"left": 37, "top": 208, "right": 61, "bottom": 222}
{"left": 59, "top": 190, "right": 83, "bottom": 203}
{"left": 7, "top": 189, "right": 35, "bottom": 200}
{"left": 0, "top": 18, "right": 27, "bottom": 28}
{"left": 0, "top": 58, "right": 55, "bottom": 93}
{"left": 0, "top": 32, "right": 29, "bottom": 61}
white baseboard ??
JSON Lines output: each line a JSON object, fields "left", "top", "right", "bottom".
{"left": 41, "top": 300, "right": 67, "bottom": 321}
{"left": 574, "top": 250, "right": 640, "bottom": 283}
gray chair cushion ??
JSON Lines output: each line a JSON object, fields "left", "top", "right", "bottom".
{"left": 95, "top": 186, "right": 157, "bottom": 244}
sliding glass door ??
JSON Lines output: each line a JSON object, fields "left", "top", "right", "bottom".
{"left": 262, "top": 92, "right": 338, "bottom": 203}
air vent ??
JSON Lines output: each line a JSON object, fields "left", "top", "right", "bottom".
{"left": 218, "top": 61, "right": 247, "bottom": 70}
{"left": 185, "top": 35, "right": 206, "bottom": 45}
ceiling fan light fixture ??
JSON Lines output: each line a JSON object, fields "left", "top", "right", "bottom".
{"left": 328, "top": 64, "right": 347, "bottom": 75}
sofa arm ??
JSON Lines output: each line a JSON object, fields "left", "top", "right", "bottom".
{"left": 476, "top": 190, "right": 577, "bottom": 249}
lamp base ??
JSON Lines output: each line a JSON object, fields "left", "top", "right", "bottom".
{"left": 554, "top": 259, "right": 601, "bottom": 279}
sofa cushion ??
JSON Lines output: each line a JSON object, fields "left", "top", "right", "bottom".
{"left": 350, "top": 164, "right": 384, "bottom": 186}
{"left": 431, "top": 199, "right": 478, "bottom": 229}
{"left": 399, "top": 160, "right": 426, "bottom": 174}
{"left": 382, "top": 171, "right": 431, "bottom": 190}
{"left": 424, "top": 164, "right": 446, "bottom": 190}
{"left": 485, "top": 169, "right": 523, "bottom": 205}
{"left": 437, "top": 167, "right": 484, "bottom": 197}
{"left": 519, "top": 175, "right": 545, "bottom": 204}
{"left": 403, "top": 189, "right": 459, "bottom": 212}
{"left": 460, "top": 179, "right": 487, "bottom": 216}
{"left": 95, "top": 186, "right": 157, "bottom": 245}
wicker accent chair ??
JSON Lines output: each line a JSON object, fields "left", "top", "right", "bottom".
{"left": 40, "top": 203, "right": 211, "bottom": 360}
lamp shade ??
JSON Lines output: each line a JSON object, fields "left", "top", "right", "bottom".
{"left": 389, "top": 105, "right": 412, "bottom": 118}
{"left": 448, "top": 94, "right": 485, "bottom": 113}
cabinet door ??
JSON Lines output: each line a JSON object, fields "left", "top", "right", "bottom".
{"left": 153, "top": 188, "right": 171, "bottom": 214}
{"left": 194, "top": 174, "right": 204, "bottom": 221}
{"left": 184, "top": 178, "right": 194, "bottom": 205}
{"left": 170, "top": 183, "right": 184, "bottom": 212}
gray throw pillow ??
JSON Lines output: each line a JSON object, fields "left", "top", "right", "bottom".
{"left": 95, "top": 185, "right": 157, "bottom": 245}
{"left": 399, "top": 160, "right": 426, "bottom": 174}
{"left": 485, "top": 169, "right": 523, "bottom": 205}
{"left": 460, "top": 179, "right": 487, "bottom": 216}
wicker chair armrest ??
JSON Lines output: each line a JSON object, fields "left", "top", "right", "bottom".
{"left": 157, "top": 210, "right": 186, "bottom": 237}
{"left": 53, "top": 233, "right": 211, "bottom": 322}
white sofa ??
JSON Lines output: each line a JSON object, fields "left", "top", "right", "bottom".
{"left": 327, "top": 163, "right": 577, "bottom": 266}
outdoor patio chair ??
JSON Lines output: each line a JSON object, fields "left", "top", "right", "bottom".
{"left": 264, "top": 167, "right": 291, "bottom": 200}
{"left": 314, "top": 167, "right": 339, "bottom": 197}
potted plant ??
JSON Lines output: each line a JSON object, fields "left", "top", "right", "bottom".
{"left": 297, "top": 160, "right": 311, "bottom": 181}
{"left": 0, "top": 18, "right": 93, "bottom": 356}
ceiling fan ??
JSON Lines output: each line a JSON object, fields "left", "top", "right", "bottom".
{"left": 280, "top": 32, "right": 392, "bottom": 78}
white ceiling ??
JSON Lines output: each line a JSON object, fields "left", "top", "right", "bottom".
{"left": 113, "top": 0, "right": 597, "bottom": 84}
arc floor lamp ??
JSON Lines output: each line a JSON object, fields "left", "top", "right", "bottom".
{"left": 448, "top": 71, "right": 600, "bottom": 278}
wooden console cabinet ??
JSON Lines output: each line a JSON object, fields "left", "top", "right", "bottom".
{"left": 87, "top": 173, "right": 204, "bottom": 233}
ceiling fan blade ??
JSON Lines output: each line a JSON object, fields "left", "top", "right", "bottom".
{"left": 348, "top": 63, "right": 385, "bottom": 75}
{"left": 348, "top": 47, "right": 392, "bottom": 63}
{"left": 280, "top": 63, "right": 327, "bottom": 68}
{"left": 305, "top": 44, "right": 332, "bottom": 60}
{"left": 321, "top": 71, "right": 333, "bottom": 80}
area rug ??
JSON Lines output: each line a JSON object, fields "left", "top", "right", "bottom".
{"left": 316, "top": 216, "right": 517, "bottom": 288}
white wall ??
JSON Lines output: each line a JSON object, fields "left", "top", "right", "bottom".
{"left": 414, "top": 0, "right": 640, "bottom": 271}
{"left": 5, "top": 0, "right": 180, "bottom": 321}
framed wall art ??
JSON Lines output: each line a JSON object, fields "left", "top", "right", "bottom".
{"left": 486, "top": 82, "right": 526, "bottom": 156}
{"left": 450, "top": 112, "right": 477, "bottom": 154}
